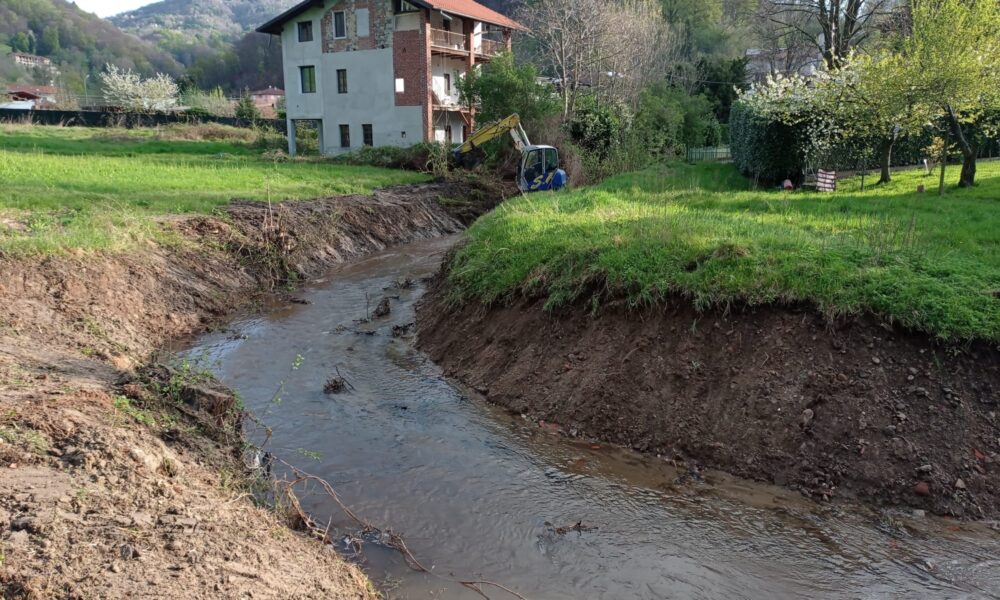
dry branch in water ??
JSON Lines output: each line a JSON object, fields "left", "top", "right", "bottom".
{"left": 273, "top": 458, "right": 529, "bottom": 600}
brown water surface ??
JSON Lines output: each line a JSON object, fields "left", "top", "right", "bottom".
{"left": 183, "top": 236, "right": 1000, "bottom": 600}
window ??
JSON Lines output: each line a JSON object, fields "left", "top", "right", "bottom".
{"left": 394, "top": 0, "right": 419, "bottom": 13}
{"left": 339, "top": 124, "right": 350, "bottom": 148}
{"left": 333, "top": 11, "right": 346, "bottom": 38}
{"left": 297, "top": 21, "right": 313, "bottom": 42}
{"left": 443, "top": 73, "right": 451, "bottom": 95}
{"left": 395, "top": 78, "right": 405, "bottom": 93}
{"left": 337, "top": 69, "right": 348, "bottom": 94}
{"left": 362, "top": 124, "right": 373, "bottom": 146}
{"left": 299, "top": 66, "right": 316, "bottom": 93}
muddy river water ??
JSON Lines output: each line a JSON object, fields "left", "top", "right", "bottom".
{"left": 184, "top": 235, "right": 1000, "bottom": 599}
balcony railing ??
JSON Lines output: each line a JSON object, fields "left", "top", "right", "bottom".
{"left": 431, "top": 29, "right": 466, "bottom": 51}
{"left": 430, "top": 29, "right": 505, "bottom": 56}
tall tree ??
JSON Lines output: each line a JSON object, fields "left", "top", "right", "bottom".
{"left": 901, "top": 0, "right": 1000, "bottom": 187}
{"left": 764, "top": 0, "right": 894, "bottom": 67}
{"left": 517, "top": 0, "right": 675, "bottom": 116}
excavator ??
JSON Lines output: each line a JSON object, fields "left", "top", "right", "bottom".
{"left": 453, "top": 113, "right": 567, "bottom": 192}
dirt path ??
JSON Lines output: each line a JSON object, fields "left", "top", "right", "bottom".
{"left": 417, "top": 281, "right": 1000, "bottom": 520}
{"left": 0, "top": 179, "right": 510, "bottom": 599}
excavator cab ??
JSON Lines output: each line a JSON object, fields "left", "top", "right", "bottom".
{"left": 518, "top": 145, "right": 566, "bottom": 192}
{"left": 453, "top": 114, "right": 567, "bottom": 192}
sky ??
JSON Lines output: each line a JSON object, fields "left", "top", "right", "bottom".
{"left": 72, "top": 0, "right": 159, "bottom": 18}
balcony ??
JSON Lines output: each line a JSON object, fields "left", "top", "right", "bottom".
{"left": 430, "top": 28, "right": 505, "bottom": 59}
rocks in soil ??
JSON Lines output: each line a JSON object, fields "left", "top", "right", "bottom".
{"left": 913, "top": 481, "right": 931, "bottom": 496}
{"left": 391, "top": 322, "right": 415, "bottom": 338}
{"left": 373, "top": 297, "right": 391, "bottom": 318}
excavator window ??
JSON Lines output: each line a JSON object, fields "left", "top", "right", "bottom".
{"left": 524, "top": 149, "right": 544, "bottom": 182}
{"left": 543, "top": 148, "right": 559, "bottom": 172}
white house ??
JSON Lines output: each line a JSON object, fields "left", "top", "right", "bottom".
{"left": 257, "top": 0, "right": 524, "bottom": 155}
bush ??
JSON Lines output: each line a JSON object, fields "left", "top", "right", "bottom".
{"left": 335, "top": 143, "right": 437, "bottom": 172}
{"left": 729, "top": 101, "right": 808, "bottom": 185}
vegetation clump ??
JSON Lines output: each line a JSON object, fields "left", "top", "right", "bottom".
{"left": 446, "top": 162, "right": 1000, "bottom": 342}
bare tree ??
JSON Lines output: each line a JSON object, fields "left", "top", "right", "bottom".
{"left": 761, "top": 0, "right": 895, "bottom": 68}
{"left": 516, "top": 0, "right": 675, "bottom": 116}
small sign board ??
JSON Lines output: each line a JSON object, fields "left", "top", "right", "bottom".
{"left": 817, "top": 169, "right": 837, "bottom": 192}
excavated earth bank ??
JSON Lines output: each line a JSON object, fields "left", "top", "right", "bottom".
{"left": 0, "top": 180, "right": 506, "bottom": 599}
{"left": 417, "top": 280, "right": 1000, "bottom": 519}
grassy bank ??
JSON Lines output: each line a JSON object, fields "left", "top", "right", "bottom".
{"left": 447, "top": 162, "right": 1000, "bottom": 342}
{"left": 0, "top": 124, "right": 427, "bottom": 254}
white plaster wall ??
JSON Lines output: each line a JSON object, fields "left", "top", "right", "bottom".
{"left": 281, "top": 6, "right": 327, "bottom": 120}
{"left": 280, "top": 7, "right": 423, "bottom": 155}
{"left": 431, "top": 55, "right": 465, "bottom": 106}
{"left": 318, "top": 48, "right": 424, "bottom": 154}
{"left": 432, "top": 110, "right": 466, "bottom": 144}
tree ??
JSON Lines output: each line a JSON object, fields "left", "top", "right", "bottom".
{"left": 100, "top": 64, "right": 179, "bottom": 112}
{"left": 763, "top": 0, "right": 894, "bottom": 67}
{"left": 38, "top": 26, "right": 60, "bottom": 56}
{"left": 235, "top": 92, "right": 261, "bottom": 121}
{"left": 900, "top": 0, "right": 1000, "bottom": 188}
{"left": 456, "top": 51, "right": 559, "bottom": 125}
{"left": 10, "top": 31, "right": 34, "bottom": 53}
{"left": 819, "top": 52, "right": 927, "bottom": 183}
{"left": 516, "top": 0, "right": 674, "bottom": 116}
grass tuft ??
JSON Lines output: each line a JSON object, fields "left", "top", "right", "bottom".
{"left": 447, "top": 162, "right": 1000, "bottom": 342}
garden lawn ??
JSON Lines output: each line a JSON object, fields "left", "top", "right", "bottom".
{"left": 0, "top": 124, "right": 427, "bottom": 254}
{"left": 448, "top": 161, "right": 1000, "bottom": 342}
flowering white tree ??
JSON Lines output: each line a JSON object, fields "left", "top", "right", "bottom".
{"left": 100, "top": 64, "right": 180, "bottom": 112}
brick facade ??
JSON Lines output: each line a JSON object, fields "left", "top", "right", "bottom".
{"left": 392, "top": 13, "right": 432, "bottom": 140}
{"left": 320, "top": 0, "right": 393, "bottom": 52}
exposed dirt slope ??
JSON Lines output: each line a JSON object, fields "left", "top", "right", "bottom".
{"left": 0, "top": 180, "right": 506, "bottom": 599}
{"left": 417, "top": 284, "right": 1000, "bottom": 519}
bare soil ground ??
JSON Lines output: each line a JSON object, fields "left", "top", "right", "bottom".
{"left": 417, "top": 281, "right": 1000, "bottom": 519}
{"left": 0, "top": 179, "right": 509, "bottom": 599}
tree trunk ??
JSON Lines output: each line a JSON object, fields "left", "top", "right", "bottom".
{"left": 945, "top": 104, "right": 976, "bottom": 187}
{"left": 877, "top": 134, "right": 895, "bottom": 184}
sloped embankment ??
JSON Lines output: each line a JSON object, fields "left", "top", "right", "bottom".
{"left": 0, "top": 180, "right": 503, "bottom": 599}
{"left": 417, "top": 284, "right": 1000, "bottom": 519}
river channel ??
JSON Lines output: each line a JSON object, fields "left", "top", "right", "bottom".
{"left": 182, "top": 235, "right": 1000, "bottom": 600}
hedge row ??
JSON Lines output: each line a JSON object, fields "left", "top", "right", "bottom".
{"left": 730, "top": 102, "right": 1000, "bottom": 185}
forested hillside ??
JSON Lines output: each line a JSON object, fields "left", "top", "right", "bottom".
{"left": 111, "top": 0, "right": 294, "bottom": 49}
{"left": 0, "top": 0, "right": 182, "bottom": 92}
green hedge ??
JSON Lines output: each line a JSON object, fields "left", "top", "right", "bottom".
{"left": 731, "top": 101, "right": 1000, "bottom": 184}
{"left": 729, "top": 102, "right": 807, "bottom": 185}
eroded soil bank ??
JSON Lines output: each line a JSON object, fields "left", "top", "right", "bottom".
{"left": 417, "top": 283, "right": 1000, "bottom": 519}
{"left": 0, "top": 179, "right": 507, "bottom": 598}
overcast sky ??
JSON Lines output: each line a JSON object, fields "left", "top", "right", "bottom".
{"left": 73, "top": 0, "right": 158, "bottom": 18}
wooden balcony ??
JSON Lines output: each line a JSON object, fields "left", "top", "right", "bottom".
{"left": 430, "top": 28, "right": 506, "bottom": 59}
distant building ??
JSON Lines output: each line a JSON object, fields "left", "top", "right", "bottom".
{"left": 6, "top": 85, "right": 58, "bottom": 104}
{"left": 11, "top": 53, "right": 52, "bottom": 68}
{"left": 249, "top": 86, "right": 285, "bottom": 118}
{"left": 257, "top": 0, "right": 524, "bottom": 155}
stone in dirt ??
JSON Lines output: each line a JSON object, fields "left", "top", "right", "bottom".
{"left": 913, "top": 481, "right": 931, "bottom": 496}
{"left": 373, "top": 296, "right": 391, "bottom": 318}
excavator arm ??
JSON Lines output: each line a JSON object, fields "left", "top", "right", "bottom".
{"left": 455, "top": 113, "right": 530, "bottom": 157}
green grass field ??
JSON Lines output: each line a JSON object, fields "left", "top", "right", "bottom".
{"left": 0, "top": 124, "right": 427, "bottom": 254}
{"left": 448, "top": 162, "right": 1000, "bottom": 342}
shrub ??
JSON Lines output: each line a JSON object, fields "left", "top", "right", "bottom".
{"left": 729, "top": 101, "right": 808, "bottom": 185}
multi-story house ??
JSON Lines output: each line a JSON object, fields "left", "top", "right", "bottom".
{"left": 257, "top": 0, "right": 523, "bottom": 155}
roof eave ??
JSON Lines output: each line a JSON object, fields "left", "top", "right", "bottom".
{"left": 256, "top": 0, "right": 323, "bottom": 35}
